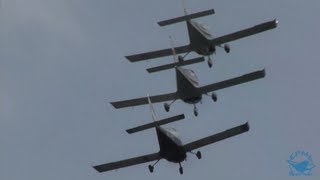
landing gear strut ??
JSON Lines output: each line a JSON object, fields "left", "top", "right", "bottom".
{"left": 163, "top": 99, "right": 177, "bottom": 112}
{"left": 207, "top": 56, "right": 213, "bottom": 68}
{"left": 148, "top": 159, "right": 160, "bottom": 173}
{"left": 164, "top": 103, "right": 170, "bottom": 112}
{"left": 179, "top": 163, "right": 183, "bottom": 175}
{"left": 193, "top": 105, "right": 198, "bottom": 117}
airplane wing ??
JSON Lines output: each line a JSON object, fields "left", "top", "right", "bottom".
{"left": 199, "top": 69, "right": 265, "bottom": 94}
{"left": 93, "top": 152, "right": 161, "bottom": 173}
{"left": 110, "top": 92, "right": 178, "bottom": 109}
{"left": 210, "top": 19, "right": 278, "bottom": 46}
{"left": 146, "top": 57, "right": 205, "bottom": 73}
{"left": 183, "top": 122, "right": 249, "bottom": 152}
{"left": 126, "top": 45, "right": 191, "bottom": 62}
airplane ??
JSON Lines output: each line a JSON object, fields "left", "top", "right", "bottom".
{"left": 110, "top": 47, "right": 266, "bottom": 116}
{"left": 93, "top": 96, "right": 250, "bottom": 174}
{"left": 125, "top": 8, "right": 278, "bottom": 68}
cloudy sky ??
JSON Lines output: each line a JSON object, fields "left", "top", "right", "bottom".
{"left": 0, "top": 0, "right": 319, "bottom": 179}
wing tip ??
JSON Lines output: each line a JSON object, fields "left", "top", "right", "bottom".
{"left": 92, "top": 166, "right": 104, "bottom": 173}
{"left": 243, "top": 122, "right": 250, "bottom": 132}
{"left": 274, "top": 19, "right": 279, "bottom": 27}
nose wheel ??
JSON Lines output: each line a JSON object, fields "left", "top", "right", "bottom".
{"left": 179, "top": 163, "right": 183, "bottom": 175}
{"left": 193, "top": 105, "right": 198, "bottom": 117}
{"left": 207, "top": 56, "right": 213, "bottom": 68}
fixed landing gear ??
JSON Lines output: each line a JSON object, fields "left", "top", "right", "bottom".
{"left": 193, "top": 105, "right": 198, "bottom": 117}
{"left": 224, "top": 44, "right": 230, "bottom": 53}
{"left": 207, "top": 56, "right": 213, "bottom": 68}
{"left": 196, "top": 151, "right": 202, "bottom": 159}
{"left": 189, "top": 151, "right": 202, "bottom": 160}
{"left": 163, "top": 99, "right": 177, "bottom": 112}
{"left": 179, "top": 163, "right": 183, "bottom": 175}
{"left": 148, "top": 165, "right": 154, "bottom": 173}
{"left": 164, "top": 103, "right": 170, "bottom": 112}
{"left": 211, "top": 92, "right": 217, "bottom": 102}
{"left": 148, "top": 159, "right": 160, "bottom": 173}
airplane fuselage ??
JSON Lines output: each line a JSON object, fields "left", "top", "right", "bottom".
{"left": 187, "top": 20, "right": 215, "bottom": 56}
{"left": 156, "top": 127, "right": 186, "bottom": 163}
{"left": 176, "top": 67, "right": 202, "bottom": 104}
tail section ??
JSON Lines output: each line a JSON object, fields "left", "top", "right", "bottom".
{"left": 157, "top": 9, "right": 215, "bottom": 27}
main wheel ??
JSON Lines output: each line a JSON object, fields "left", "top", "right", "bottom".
{"left": 211, "top": 93, "right": 217, "bottom": 102}
{"left": 194, "top": 108, "right": 198, "bottom": 117}
{"left": 207, "top": 59, "right": 213, "bottom": 68}
{"left": 224, "top": 44, "right": 230, "bottom": 53}
{"left": 164, "top": 103, "right": 170, "bottom": 112}
{"left": 179, "top": 167, "right": 183, "bottom": 175}
{"left": 196, "top": 151, "right": 202, "bottom": 159}
{"left": 148, "top": 165, "right": 154, "bottom": 173}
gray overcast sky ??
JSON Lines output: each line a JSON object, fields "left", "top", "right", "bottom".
{"left": 0, "top": 0, "right": 319, "bottom": 179}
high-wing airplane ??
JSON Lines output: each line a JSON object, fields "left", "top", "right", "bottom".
{"left": 93, "top": 96, "right": 249, "bottom": 174}
{"left": 111, "top": 47, "right": 266, "bottom": 116}
{"left": 126, "top": 8, "right": 278, "bottom": 68}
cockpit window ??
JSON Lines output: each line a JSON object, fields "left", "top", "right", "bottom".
{"left": 164, "top": 127, "right": 182, "bottom": 145}
{"left": 194, "top": 21, "right": 213, "bottom": 38}
{"left": 183, "top": 69, "right": 199, "bottom": 86}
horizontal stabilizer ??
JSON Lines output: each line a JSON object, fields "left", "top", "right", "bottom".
{"left": 158, "top": 9, "right": 215, "bottom": 26}
{"left": 147, "top": 57, "right": 205, "bottom": 73}
{"left": 126, "top": 114, "right": 185, "bottom": 134}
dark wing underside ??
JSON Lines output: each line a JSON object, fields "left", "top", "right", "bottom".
{"left": 125, "top": 45, "right": 191, "bottom": 62}
{"left": 210, "top": 19, "right": 278, "bottom": 46}
{"left": 183, "top": 122, "right": 249, "bottom": 152}
{"left": 110, "top": 92, "right": 178, "bottom": 109}
{"left": 199, "top": 69, "right": 265, "bottom": 94}
{"left": 93, "top": 152, "right": 161, "bottom": 173}
{"left": 146, "top": 57, "right": 205, "bottom": 73}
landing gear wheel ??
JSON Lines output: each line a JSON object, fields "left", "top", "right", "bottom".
{"left": 207, "top": 58, "right": 213, "bottom": 68}
{"left": 224, "top": 44, "right": 230, "bottom": 53}
{"left": 211, "top": 93, "right": 217, "bottom": 102}
{"left": 148, "top": 165, "right": 154, "bottom": 173}
{"left": 179, "top": 167, "right": 183, "bottom": 175}
{"left": 196, "top": 151, "right": 202, "bottom": 159}
{"left": 193, "top": 108, "right": 198, "bottom": 117}
{"left": 164, "top": 103, "right": 170, "bottom": 112}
